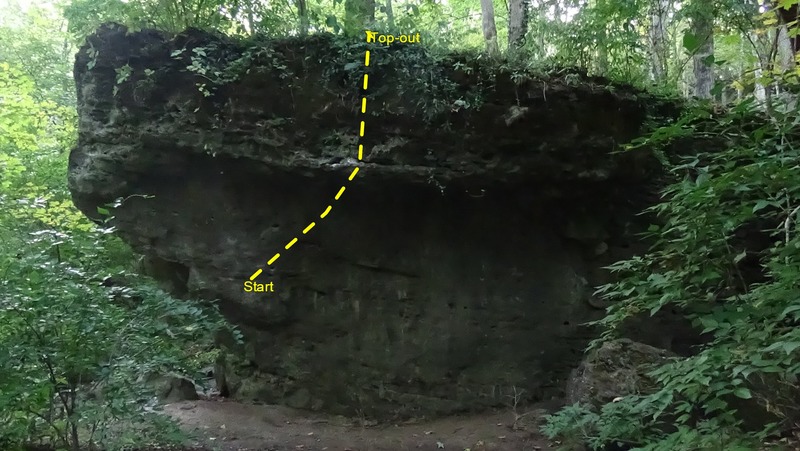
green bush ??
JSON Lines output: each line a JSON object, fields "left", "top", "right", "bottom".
{"left": 0, "top": 226, "right": 238, "bottom": 450}
{"left": 544, "top": 95, "right": 800, "bottom": 449}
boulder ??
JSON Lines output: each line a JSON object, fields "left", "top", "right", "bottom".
{"left": 68, "top": 24, "right": 679, "bottom": 418}
{"left": 141, "top": 372, "right": 199, "bottom": 403}
{"left": 566, "top": 338, "right": 675, "bottom": 408}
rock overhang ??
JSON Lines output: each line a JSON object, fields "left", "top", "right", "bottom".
{"left": 68, "top": 23, "right": 679, "bottom": 418}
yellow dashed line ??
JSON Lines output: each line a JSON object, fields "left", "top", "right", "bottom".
{"left": 320, "top": 205, "right": 332, "bottom": 218}
{"left": 249, "top": 39, "right": 376, "bottom": 281}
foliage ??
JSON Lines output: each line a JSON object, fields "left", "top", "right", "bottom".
{"left": 0, "top": 235, "right": 235, "bottom": 450}
{"left": 0, "top": 1, "right": 75, "bottom": 106}
{"left": 0, "top": 58, "right": 237, "bottom": 448}
{"left": 544, "top": 84, "right": 800, "bottom": 448}
{"left": 0, "top": 3, "right": 240, "bottom": 450}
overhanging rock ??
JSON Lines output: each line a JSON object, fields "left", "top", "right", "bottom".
{"left": 69, "top": 23, "right": 675, "bottom": 418}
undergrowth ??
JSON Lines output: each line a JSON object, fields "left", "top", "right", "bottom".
{"left": 543, "top": 91, "right": 800, "bottom": 450}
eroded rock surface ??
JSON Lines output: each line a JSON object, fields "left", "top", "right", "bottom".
{"left": 565, "top": 339, "right": 675, "bottom": 409}
{"left": 69, "top": 24, "right": 675, "bottom": 418}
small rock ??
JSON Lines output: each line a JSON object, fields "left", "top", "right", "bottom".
{"left": 140, "top": 372, "right": 199, "bottom": 403}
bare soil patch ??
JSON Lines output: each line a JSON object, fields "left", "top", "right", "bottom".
{"left": 162, "top": 398, "right": 558, "bottom": 451}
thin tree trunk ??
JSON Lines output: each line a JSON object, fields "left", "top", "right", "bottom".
{"left": 648, "top": 0, "right": 671, "bottom": 83}
{"left": 777, "top": 25, "right": 794, "bottom": 72}
{"left": 508, "top": 0, "right": 528, "bottom": 49}
{"left": 775, "top": 1, "right": 799, "bottom": 55}
{"left": 244, "top": 1, "right": 256, "bottom": 34}
{"left": 691, "top": 4, "right": 714, "bottom": 98}
{"left": 480, "top": 0, "right": 499, "bottom": 55}
{"left": 593, "top": 0, "right": 608, "bottom": 73}
{"left": 385, "top": 0, "right": 394, "bottom": 29}
{"left": 297, "top": 0, "right": 309, "bottom": 35}
{"left": 754, "top": 30, "right": 771, "bottom": 106}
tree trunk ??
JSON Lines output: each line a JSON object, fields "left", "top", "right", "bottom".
{"left": 594, "top": 0, "right": 609, "bottom": 74}
{"left": 648, "top": 0, "right": 671, "bottom": 83}
{"left": 480, "top": 0, "right": 499, "bottom": 55}
{"left": 385, "top": 0, "right": 395, "bottom": 29}
{"left": 245, "top": 3, "right": 256, "bottom": 34}
{"left": 754, "top": 30, "right": 771, "bottom": 106}
{"left": 778, "top": 25, "right": 795, "bottom": 72}
{"left": 508, "top": 0, "right": 528, "bottom": 50}
{"left": 690, "top": 3, "right": 714, "bottom": 98}
{"left": 774, "top": 1, "right": 799, "bottom": 54}
{"left": 297, "top": 0, "right": 309, "bottom": 35}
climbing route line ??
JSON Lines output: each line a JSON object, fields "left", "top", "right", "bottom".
{"left": 247, "top": 34, "right": 377, "bottom": 284}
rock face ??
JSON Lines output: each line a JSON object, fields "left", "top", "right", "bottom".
{"left": 69, "top": 24, "right": 674, "bottom": 418}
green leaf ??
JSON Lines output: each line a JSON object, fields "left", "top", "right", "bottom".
{"left": 325, "top": 15, "right": 339, "bottom": 29}
{"left": 733, "top": 388, "right": 752, "bottom": 399}
{"left": 753, "top": 199, "right": 771, "bottom": 213}
{"left": 780, "top": 305, "right": 800, "bottom": 318}
{"left": 97, "top": 207, "right": 110, "bottom": 216}
{"left": 683, "top": 33, "right": 700, "bottom": 52}
{"left": 782, "top": 342, "right": 800, "bottom": 355}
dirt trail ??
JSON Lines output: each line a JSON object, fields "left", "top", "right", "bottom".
{"left": 163, "top": 399, "right": 558, "bottom": 451}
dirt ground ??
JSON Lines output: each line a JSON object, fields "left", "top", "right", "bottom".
{"left": 162, "top": 398, "right": 560, "bottom": 451}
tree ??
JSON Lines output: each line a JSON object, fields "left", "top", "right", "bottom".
{"left": 385, "top": 0, "right": 395, "bottom": 29}
{"left": 648, "top": 0, "right": 672, "bottom": 83}
{"left": 297, "top": 0, "right": 309, "bottom": 35}
{"left": 480, "top": 0, "right": 499, "bottom": 55}
{"left": 508, "top": 0, "right": 528, "bottom": 50}
{"left": 689, "top": 0, "right": 715, "bottom": 98}
{"left": 774, "top": 0, "right": 799, "bottom": 54}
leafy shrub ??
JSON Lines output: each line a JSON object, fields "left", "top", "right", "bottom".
{"left": 0, "top": 225, "right": 238, "bottom": 450}
{"left": 544, "top": 94, "right": 800, "bottom": 449}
